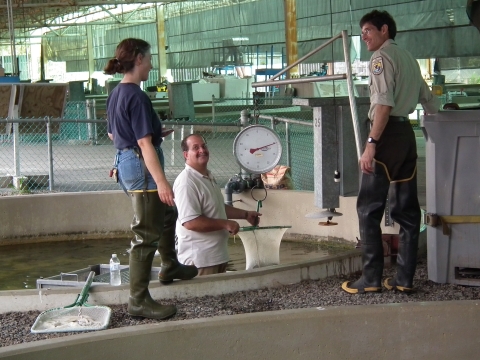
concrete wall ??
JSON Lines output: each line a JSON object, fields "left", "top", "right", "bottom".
{"left": 0, "top": 191, "right": 133, "bottom": 243}
{"left": 0, "top": 190, "right": 401, "bottom": 244}
{"left": 0, "top": 251, "right": 362, "bottom": 313}
{"left": 1, "top": 301, "right": 479, "bottom": 360}
{"left": 234, "top": 190, "right": 366, "bottom": 242}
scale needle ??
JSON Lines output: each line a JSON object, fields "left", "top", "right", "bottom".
{"left": 249, "top": 142, "right": 276, "bottom": 154}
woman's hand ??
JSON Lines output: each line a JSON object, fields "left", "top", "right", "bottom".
{"left": 157, "top": 179, "right": 175, "bottom": 206}
{"left": 137, "top": 135, "right": 173, "bottom": 205}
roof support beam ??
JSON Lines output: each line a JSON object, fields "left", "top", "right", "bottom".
{"left": 0, "top": 1, "right": 208, "bottom": 9}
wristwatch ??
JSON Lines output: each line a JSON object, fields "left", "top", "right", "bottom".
{"left": 367, "top": 137, "right": 379, "bottom": 144}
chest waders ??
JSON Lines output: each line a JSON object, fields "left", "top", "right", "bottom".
{"left": 127, "top": 150, "right": 198, "bottom": 320}
{"left": 342, "top": 121, "right": 420, "bottom": 294}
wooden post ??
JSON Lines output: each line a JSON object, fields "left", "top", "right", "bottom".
{"left": 156, "top": 4, "right": 168, "bottom": 80}
{"left": 284, "top": 0, "right": 299, "bottom": 79}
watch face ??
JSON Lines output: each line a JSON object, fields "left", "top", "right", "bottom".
{"left": 233, "top": 125, "right": 282, "bottom": 174}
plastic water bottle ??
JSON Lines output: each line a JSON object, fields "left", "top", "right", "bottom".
{"left": 109, "top": 254, "right": 121, "bottom": 286}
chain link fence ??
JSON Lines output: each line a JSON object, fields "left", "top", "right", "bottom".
{"left": 0, "top": 96, "right": 425, "bottom": 196}
{"left": 211, "top": 96, "right": 313, "bottom": 123}
{"left": 2, "top": 96, "right": 369, "bottom": 195}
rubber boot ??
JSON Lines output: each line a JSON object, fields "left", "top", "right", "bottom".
{"left": 387, "top": 176, "right": 421, "bottom": 291}
{"left": 342, "top": 167, "right": 389, "bottom": 294}
{"left": 127, "top": 190, "right": 177, "bottom": 320}
{"left": 158, "top": 205, "right": 198, "bottom": 284}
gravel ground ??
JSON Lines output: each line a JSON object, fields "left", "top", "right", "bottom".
{"left": 2, "top": 257, "right": 480, "bottom": 348}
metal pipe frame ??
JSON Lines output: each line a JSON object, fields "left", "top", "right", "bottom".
{"left": 258, "top": 114, "right": 312, "bottom": 127}
{"left": 268, "top": 32, "right": 342, "bottom": 81}
{"left": 251, "top": 30, "right": 363, "bottom": 160}
{"left": 252, "top": 74, "right": 346, "bottom": 88}
{"left": 341, "top": 30, "right": 362, "bottom": 159}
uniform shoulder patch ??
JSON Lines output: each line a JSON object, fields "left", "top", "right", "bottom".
{"left": 371, "top": 57, "right": 384, "bottom": 75}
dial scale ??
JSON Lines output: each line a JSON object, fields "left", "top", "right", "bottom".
{"left": 233, "top": 125, "right": 282, "bottom": 174}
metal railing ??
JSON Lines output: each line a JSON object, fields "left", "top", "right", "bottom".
{"left": 252, "top": 30, "right": 362, "bottom": 159}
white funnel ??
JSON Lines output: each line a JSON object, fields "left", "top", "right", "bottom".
{"left": 237, "top": 226, "right": 291, "bottom": 270}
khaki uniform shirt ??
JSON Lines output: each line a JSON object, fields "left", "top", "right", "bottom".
{"left": 368, "top": 39, "right": 439, "bottom": 120}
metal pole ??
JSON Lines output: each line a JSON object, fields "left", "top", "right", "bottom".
{"left": 177, "top": 125, "right": 186, "bottom": 164}
{"left": 94, "top": 122, "right": 98, "bottom": 145}
{"left": 11, "top": 89, "right": 21, "bottom": 184}
{"left": 252, "top": 74, "right": 346, "bottom": 88}
{"left": 86, "top": 99, "right": 93, "bottom": 144}
{"left": 258, "top": 114, "right": 312, "bottom": 127}
{"left": 270, "top": 45, "right": 274, "bottom": 69}
{"left": 269, "top": 32, "right": 343, "bottom": 81}
{"left": 211, "top": 95, "right": 216, "bottom": 123}
{"left": 13, "top": 122, "right": 20, "bottom": 178}
{"left": 77, "top": 103, "right": 82, "bottom": 140}
{"left": 285, "top": 122, "right": 291, "bottom": 168}
{"left": 240, "top": 109, "right": 250, "bottom": 127}
{"left": 92, "top": 99, "right": 97, "bottom": 119}
{"left": 47, "top": 117, "right": 54, "bottom": 190}
{"left": 92, "top": 99, "right": 98, "bottom": 144}
{"left": 240, "top": 109, "right": 250, "bottom": 179}
{"left": 170, "top": 125, "right": 175, "bottom": 166}
{"left": 341, "top": 30, "right": 362, "bottom": 159}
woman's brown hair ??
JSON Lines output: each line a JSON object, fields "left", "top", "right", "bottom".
{"left": 103, "top": 38, "right": 151, "bottom": 75}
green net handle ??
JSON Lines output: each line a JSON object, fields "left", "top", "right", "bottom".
{"left": 75, "top": 271, "right": 95, "bottom": 306}
{"left": 240, "top": 225, "right": 292, "bottom": 232}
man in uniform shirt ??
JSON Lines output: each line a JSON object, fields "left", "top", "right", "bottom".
{"left": 173, "top": 134, "right": 261, "bottom": 275}
{"left": 342, "top": 10, "right": 440, "bottom": 294}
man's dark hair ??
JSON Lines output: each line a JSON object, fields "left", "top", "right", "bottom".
{"left": 181, "top": 134, "right": 207, "bottom": 152}
{"left": 360, "top": 10, "right": 397, "bottom": 40}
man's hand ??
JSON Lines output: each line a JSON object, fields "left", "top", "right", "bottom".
{"left": 360, "top": 144, "right": 376, "bottom": 174}
{"left": 245, "top": 211, "right": 262, "bottom": 226}
{"left": 363, "top": 104, "right": 390, "bottom": 174}
{"left": 225, "top": 220, "right": 240, "bottom": 235}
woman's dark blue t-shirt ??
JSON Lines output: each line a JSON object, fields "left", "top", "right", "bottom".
{"left": 106, "top": 83, "right": 163, "bottom": 150}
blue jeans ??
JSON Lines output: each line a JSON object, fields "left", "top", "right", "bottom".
{"left": 116, "top": 147, "right": 165, "bottom": 192}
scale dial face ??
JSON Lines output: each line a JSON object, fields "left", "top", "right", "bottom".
{"left": 233, "top": 125, "right": 282, "bottom": 174}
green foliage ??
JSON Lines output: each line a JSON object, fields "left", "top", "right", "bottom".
{"left": 8, "top": 177, "right": 32, "bottom": 194}
{"left": 468, "top": 73, "right": 480, "bottom": 84}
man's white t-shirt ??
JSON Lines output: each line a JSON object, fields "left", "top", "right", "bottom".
{"left": 173, "top": 164, "right": 229, "bottom": 268}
